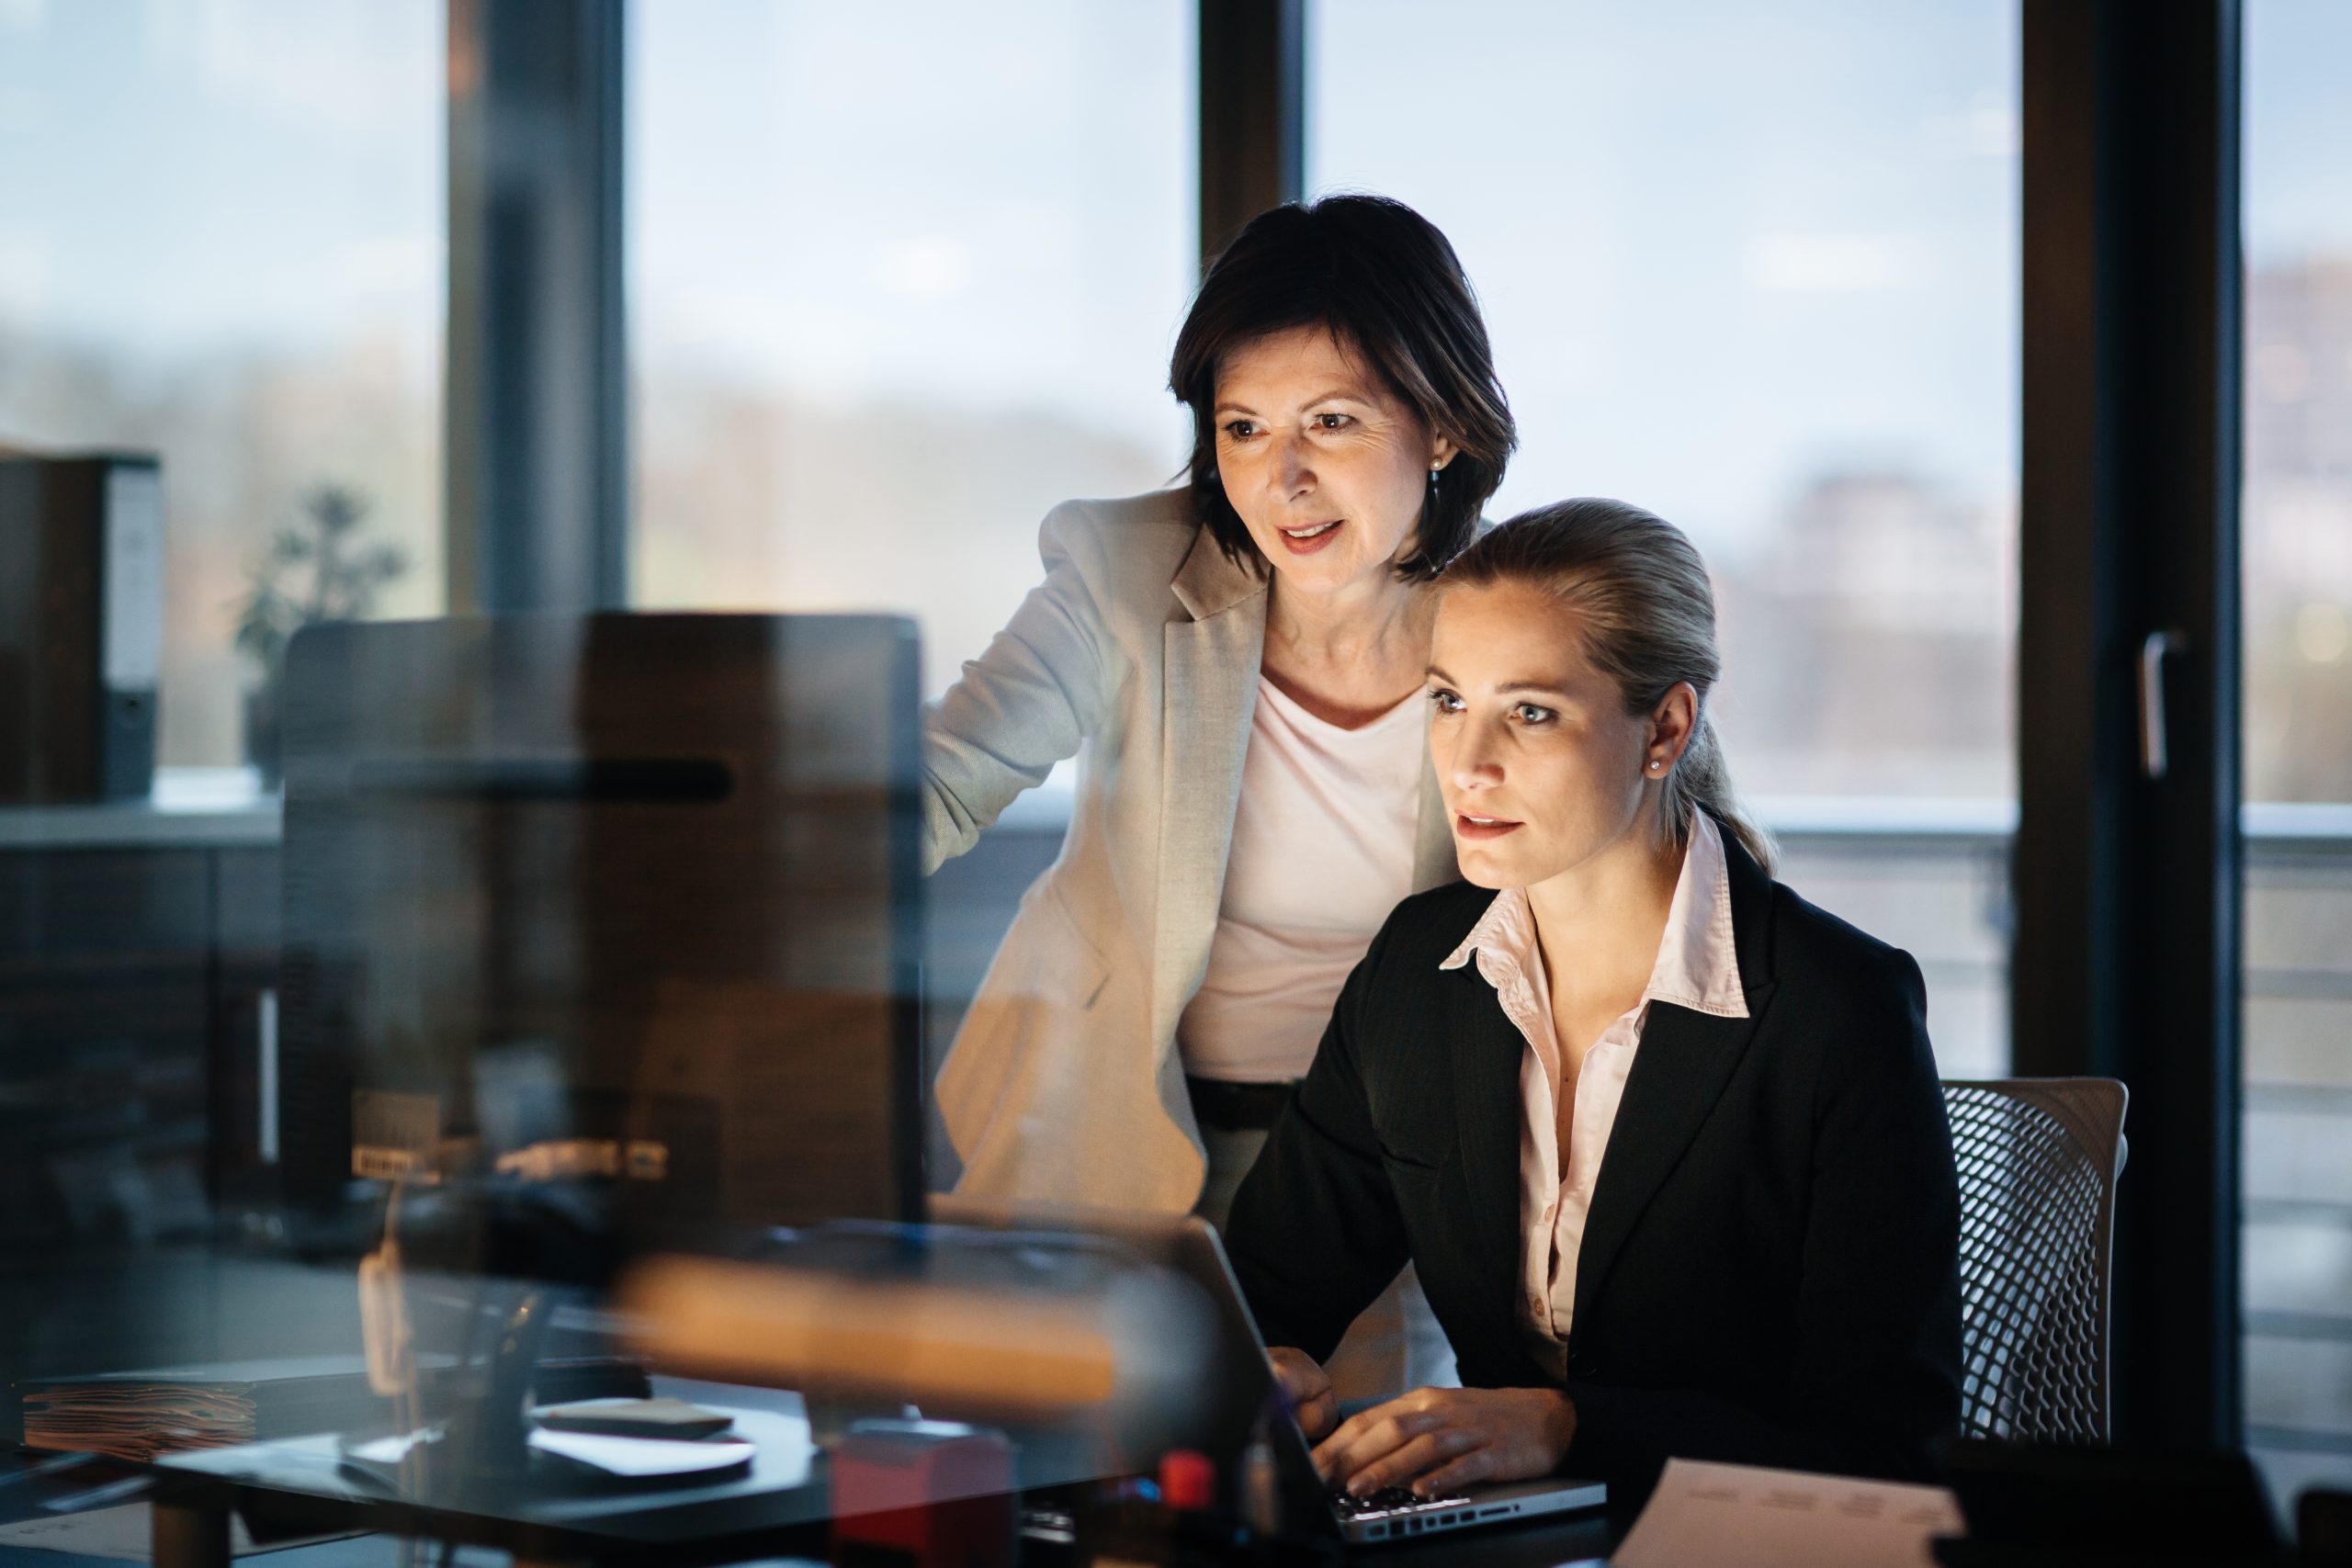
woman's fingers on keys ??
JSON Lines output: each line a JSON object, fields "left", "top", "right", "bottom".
{"left": 1346, "top": 1427, "right": 1482, "bottom": 1497}
{"left": 1412, "top": 1442, "right": 1503, "bottom": 1498}
{"left": 1315, "top": 1402, "right": 1444, "bottom": 1490}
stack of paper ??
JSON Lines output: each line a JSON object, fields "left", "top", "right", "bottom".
{"left": 1614, "top": 1458, "right": 1965, "bottom": 1568}
{"left": 13, "top": 1353, "right": 650, "bottom": 1461}
{"left": 20, "top": 1380, "right": 259, "bottom": 1461}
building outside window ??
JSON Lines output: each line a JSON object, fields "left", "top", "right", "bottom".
{"left": 626, "top": 0, "right": 1197, "bottom": 701}
{"left": 1308, "top": 0, "right": 2020, "bottom": 1076}
{"left": 2240, "top": 0, "right": 2352, "bottom": 1507}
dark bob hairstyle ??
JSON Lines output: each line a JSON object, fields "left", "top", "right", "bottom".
{"left": 1168, "top": 194, "right": 1517, "bottom": 581}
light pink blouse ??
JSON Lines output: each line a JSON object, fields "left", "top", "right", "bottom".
{"left": 1438, "top": 810, "right": 1749, "bottom": 1377}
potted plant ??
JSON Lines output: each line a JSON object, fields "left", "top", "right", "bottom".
{"left": 232, "top": 484, "right": 407, "bottom": 788}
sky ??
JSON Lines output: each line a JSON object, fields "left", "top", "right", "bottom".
{"left": 625, "top": 0, "right": 1194, "bottom": 443}
{"left": 0, "top": 0, "right": 444, "bottom": 367}
{"left": 1308, "top": 0, "right": 2022, "bottom": 545}
{"left": 2, "top": 0, "right": 2347, "bottom": 549}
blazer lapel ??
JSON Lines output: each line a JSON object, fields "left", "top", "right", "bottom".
{"left": 1570, "top": 829, "right": 1781, "bottom": 1327}
{"left": 1151, "top": 529, "right": 1267, "bottom": 1055}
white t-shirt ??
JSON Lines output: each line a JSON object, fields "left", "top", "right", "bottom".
{"left": 1177, "top": 674, "right": 1425, "bottom": 1083}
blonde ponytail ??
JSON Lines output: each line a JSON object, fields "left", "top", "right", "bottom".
{"left": 1668, "top": 713, "right": 1777, "bottom": 875}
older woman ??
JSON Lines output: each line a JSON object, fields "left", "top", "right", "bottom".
{"left": 922, "top": 196, "right": 1515, "bottom": 1389}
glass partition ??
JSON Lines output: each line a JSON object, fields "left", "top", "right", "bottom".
{"left": 0, "top": 0, "right": 445, "bottom": 1414}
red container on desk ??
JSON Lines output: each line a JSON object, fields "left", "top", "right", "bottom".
{"left": 830, "top": 1419, "right": 1014, "bottom": 1568}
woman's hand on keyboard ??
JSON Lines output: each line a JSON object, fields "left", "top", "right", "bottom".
{"left": 1312, "top": 1385, "right": 1578, "bottom": 1498}
{"left": 1267, "top": 1346, "right": 1339, "bottom": 1440}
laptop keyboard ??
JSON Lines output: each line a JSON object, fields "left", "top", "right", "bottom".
{"left": 1329, "top": 1484, "right": 1474, "bottom": 1521}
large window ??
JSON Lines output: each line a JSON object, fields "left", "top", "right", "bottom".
{"left": 2241, "top": 0, "right": 2352, "bottom": 1507}
{"left": 0, "top": 0, "right": 445, "bottom": 772}
{"left": 627, "top": 0, "right": 1197, "bottom": 700}
{"left": 1308, "top": 0, "right": 2019, "bottom": 1073}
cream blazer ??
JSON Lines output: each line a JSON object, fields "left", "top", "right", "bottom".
{"left": 924, "top": 488, "right": 1458, "bottom": 1213}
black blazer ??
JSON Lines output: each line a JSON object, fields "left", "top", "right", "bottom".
{"left": 1225, "top": 829, "right": 1962, "bottom": 1498}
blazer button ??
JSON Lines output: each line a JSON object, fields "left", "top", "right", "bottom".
{"left": 1567, "top": 1350, "right": 1600, "bottom": 1378}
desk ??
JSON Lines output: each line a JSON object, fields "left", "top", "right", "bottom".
{"left": 141, "top": 1374, "right": 1622, "bottom": 1567}
{"left": 0, "top": 1450, "right": 503, "bottom": 1568}
{"left": 149, "top": 1380, "right": 831, "bottom": 1567}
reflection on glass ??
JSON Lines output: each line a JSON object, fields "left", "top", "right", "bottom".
{"left": 2241, "top": 0, "right": 2352, "bottom": 1511}
{"left": 277, "top": 615, "right": 924, "bottom": 1247}
{"left": 627, "top": 0, "right": 1197, "bottom": 698}
{"left": 1308, "top": 0, "right": 2018, "bottom": 1074}
{"left": 0, "top": 1, "right": 445, "bottom": 1448}
{"left": 0, "top": 0, "right": 446, "bottom": 770}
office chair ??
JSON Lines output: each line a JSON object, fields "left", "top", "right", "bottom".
{"left": 1941, "top": 1077, "right": 2130, "bottom": 1444}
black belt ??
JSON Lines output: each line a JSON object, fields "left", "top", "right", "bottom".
{"left": 1186, "top": 1074, "right": 1299, "bottom": 1134}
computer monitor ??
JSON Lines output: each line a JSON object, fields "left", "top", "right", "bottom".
{"left": 274, "top": 613, "right": 924, "bottom": 1273}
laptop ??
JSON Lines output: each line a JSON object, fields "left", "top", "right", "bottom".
{"left": 1160, "top": 1216, "right": 1607, "bottom": 1546}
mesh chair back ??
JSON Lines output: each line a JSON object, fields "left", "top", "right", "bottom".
{"left": 1942, "top": 1077, "right": 2129, "bottom": 1444}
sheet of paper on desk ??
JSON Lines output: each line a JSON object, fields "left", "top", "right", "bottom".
{"left": 0, "top": 1501, "right": 359, "bottom": 1560}
{"left": 1612, "top": 1458, "right": 1964, "bottom": 1568}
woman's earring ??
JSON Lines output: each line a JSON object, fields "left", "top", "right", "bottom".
{"left": 1426, "top": 466, "right": 1442, "bottom": 511}
{"left": 1648, "top": 759, "right": 1664, "bottom": 773}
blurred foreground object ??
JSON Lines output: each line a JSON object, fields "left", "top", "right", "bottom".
{"left": 270, "top": 611, "right": 922, "bottom": 1488}
{"left": 277, "top": 612, "right": 925, "bottom": 1266}
{"left": 619, "top": 1221, "right": 1228, "bottom": 1478}
{"left": 831, "top": 1420, "right": 1015, "bottom": 1568}
{"left": 622, "top": 1253, "right": 1119, "bottom": 1415}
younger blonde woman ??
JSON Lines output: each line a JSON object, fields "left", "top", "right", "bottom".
{"left": 1226, "top": 499, "right": 1962, "bottom": 1506}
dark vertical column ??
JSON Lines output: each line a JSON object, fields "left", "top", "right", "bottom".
{"left": 446, "top": 0, "right": 628, "bottom": 615}
{"left": 2016, "top": 0, "right": 2243, "bottom": 1449}
{"left": 1198, "top": 0, "right": 1304, "bottom": 272}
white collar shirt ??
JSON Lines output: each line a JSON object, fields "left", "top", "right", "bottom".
{"left": 1438, "top": 810, "right": 1750, "bottom": 1377}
